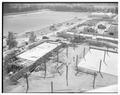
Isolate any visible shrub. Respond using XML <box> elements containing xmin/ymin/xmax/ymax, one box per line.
<box><xmin>98</xmin><ymin>24</ymin><xmax>106</xmax><ymax>29</ymax></box>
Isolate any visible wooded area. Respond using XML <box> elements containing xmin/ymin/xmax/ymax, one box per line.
<box><xmin>3</xmin><ymin>3</ymin><xmax>118</xmax><ymax>15</ymax></box>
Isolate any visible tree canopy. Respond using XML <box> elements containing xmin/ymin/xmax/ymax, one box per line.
<box><xmin>98</xmin><ymin>24</ymin><xmax>106</xmax><ymax>29</ymax></box>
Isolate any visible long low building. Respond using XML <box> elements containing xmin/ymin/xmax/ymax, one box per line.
<box><xmin>10</xmin><ymin>42</ymin><xmax>65</xmax><ymax>81</ymax></box>
<box><xmin>62</xmin><ymin>31</ymin><xmax>118</xmax><ymax>41</ymax></box>
<box><xmin>18</xmin><ymin>42</ymin><xmax>61</xmax><ymax>62</ymax></box>
<box><xmin>78</xmin><ymin>48</ymin><xmax>118</xmax><ymax>76</ymax></box>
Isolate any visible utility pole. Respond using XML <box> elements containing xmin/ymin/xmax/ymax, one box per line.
<box><xmin>76</xmin><ymin>55</ymin><xmax>79</xmax><ymax>68</ymax></box>
<box><xmin>106</xmin><ymin>47</ymin><xmax>109</xmax><ymax>56</ymax></box>
<box><xmin>66</xmin><ymin>65</ymin><xmax>68</xmax><ymax>86</ymax></box>
<box><xmin>83</xmin><ymin>47</ymin><xmax>86</xmax><ymax>61</ymax></box>
<box><xmin>44</xmin><ymin>60</ymin><xmax>46</xmax><ymax>79</ymax></box>
<box><xmin>57</xmin><ymin>50</ymin><xmax>59</xmax><ymax>62</ymax></box>
<box><xmin>103</xmin><ymin>51</ymin><xmax>107</xmax><ymax>65</ymax></box>
<box><xmin>51</xmin><ymin>81</ymin><xmax>53</xmax><ymax>93</ymax></box>
<box><xmin>73</xmin><ymin>29</ymin><xmax>76</xmax><ymax>51</ymax></box>
<box><xmin>99</xmin><ymin>60</ymin><xmax>103</xmax><ymax>78</ymax></box>
<box><xmin>24</xmin><ymin>72</ymin><xmax>30</xmax><ymax>93</ymax></box>
<box><xmin>93</xmin><ymin>72</ymin><xmax>97</xmax><ymax>89</ymax></box>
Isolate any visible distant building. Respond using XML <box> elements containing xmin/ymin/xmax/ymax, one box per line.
<box><xmin>95</xmin><ymin>21</ymin><xmax>110</xmax><ymax>34</ymax></box>
<box><xmin>90</xmin><ymin>12</ymin><xmax>114</xmax><ymax>18</ymax></box>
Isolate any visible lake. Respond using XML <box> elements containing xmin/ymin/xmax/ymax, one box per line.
<box><xmin>3</xmin><ymin>10</ymin><xmax>90</xmax><ymax>36</ymax></box>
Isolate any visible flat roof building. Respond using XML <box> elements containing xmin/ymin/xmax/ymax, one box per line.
<box><xmin>17</xmin><ymin>42</ymin><xmax>61</xmax><ymax>62</ymax></box>
<box><xmin>10</xmin><ymin>42</ymin><xmax>63</xmax><ymax>81</ymax></box>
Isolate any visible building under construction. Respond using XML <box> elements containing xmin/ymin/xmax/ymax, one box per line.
<box><xmin>9</xmin><ymin>41</ymin><xmax>66</xmax><ymax>82</ymax></box>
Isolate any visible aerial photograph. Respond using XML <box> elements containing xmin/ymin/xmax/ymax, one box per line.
<box><xmin>2</xmin><ymin>2</ymin><xmax>118</xmax><ymax>93</ymax></box>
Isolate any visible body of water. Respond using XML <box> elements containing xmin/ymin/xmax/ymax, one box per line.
<box><xmin>3</xmin><ymin>10</ymin><xmax>90</xmax><ymax>36</ymax></box>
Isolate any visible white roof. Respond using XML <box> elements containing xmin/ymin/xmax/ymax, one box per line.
<box><xmin>78</xmin><ymin>49</ymin><xmax>118</xmax><ymax>76</ymax></box>
<box><xmin>18</xmin><ymin>42</ymin><xmax>61</xmax><ymax>61</ymax></box>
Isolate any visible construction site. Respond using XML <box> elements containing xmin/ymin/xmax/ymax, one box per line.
<box><xmin>2</xmin><ymin>3</ymin><xmax>118</xmax><ymax>93</ymax></box>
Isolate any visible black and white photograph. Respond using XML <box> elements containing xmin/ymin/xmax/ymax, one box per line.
<box><xmin>2</xmin><ymin>1</ymin><xmax>118</xmax><ymax>93</ymax></box>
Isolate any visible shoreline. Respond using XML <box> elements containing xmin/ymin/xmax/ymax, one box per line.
<box><xmin>3</xmin><ymin>9</ymin><xmax>91</xmax><ymax>17</ymax></box>
<box><xmin>3</xmin><ymin>9</ymin><xmax>51</xmax><ymax>17</ymax></box>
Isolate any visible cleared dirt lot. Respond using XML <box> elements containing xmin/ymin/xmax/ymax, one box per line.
<box><xmin>4</xmin><ymin>44</ymin><xmax>117</xmax><ymax>92</ymax></box>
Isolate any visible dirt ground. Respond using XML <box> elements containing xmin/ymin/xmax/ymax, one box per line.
<box><xmin>4</xmin><ymin>43</ymin><xmax>117</xmax><ymax>93</ymax></box>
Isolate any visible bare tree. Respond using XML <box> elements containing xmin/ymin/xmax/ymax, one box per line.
<box><xmin>29</xmin><ymin>31</ymin><xmax>36</xmax><ymax>43</ymax></box>
<box><xmin>7</xmin><ymin>32</ymin><xmax>18</xmax><ymax>49</ymax></box>
<box><xmin>3</xmin><ymin>49</ymin><xmax>17</xmax><ymax>76</ymax></box>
